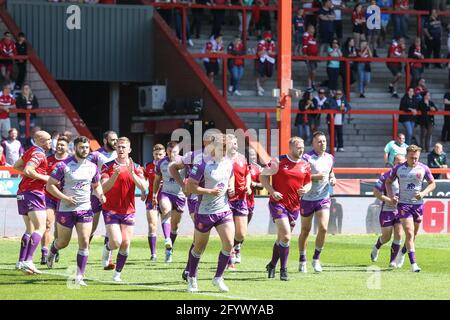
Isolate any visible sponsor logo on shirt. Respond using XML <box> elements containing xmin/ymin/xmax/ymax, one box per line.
<box><xmin>407</xmin><ymin>183</ymin><xmax>415</xmax><ymax>190</ymax></box>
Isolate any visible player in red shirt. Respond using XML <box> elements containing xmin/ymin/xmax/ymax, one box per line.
<box><xmin>260</xmin><ymin>137</ymin><xmax>312</xmax><ymax>281</ymax></box>
<box><xmin>40</xmin><ymin>135</ymin><xmax>70</xmax><ymax>265</ymax></box>
<box><xmin>226</xmin><ymin>134</ymin><xmax>251</xmax><ymax>269</ymax></box>
<box><xmin>387</xmin><ymin>37</ymin><xmax>406</xmax><ymax>98</ymax></box>
<box><xmin>0</xmin><ymin>31</ymin><xmax>17</xmax><ymax>83</ymax></box>
<box><xmin>0</xmin><ymin>84</ymin><xmax>16</xmax><ymax>140</ymax></box>
<box><xmin>302</xmin><ymin>24</ymin><xmax>319</xmax><ymax>91</ymax></box>
<box><xmin>100</xmin><ymin>137</ymin><xmax>147</xmax><ymax>282</ymax></box>
<box><xmin>247</xmin><ymin>147</ymin><xmax>263</xmax><ymax>224</ymax></box>
<box><xmin>14</xmin><ymin>130</ymin><xmax>52</xmax><ymax>274</ymax></box>
<box><xmin>142</xmin><ymin>143</ymin><xmax>166</xmax><ymax>262</ymax></box>
<box><xmin>256</xmin><ymin>31</ymin><xmax>276</xmax><ymax>96</ymax></box>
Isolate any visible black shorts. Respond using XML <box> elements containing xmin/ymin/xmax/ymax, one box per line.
<box><xmin>387</xmin><ymin>63</ymin><xmax>402</xmax><ymax>76</ymax></box>
<box><xmin>204</xmin><ymin>61</ymin><xmax>219</xmax><ymax>76</ymax></box>
<box><xmin>353</xmin><ymin>25</ymin><xmax>364</xmax><ymax>34</ymax></box>
<box><xmin>257</xmin><ymin>61</ymin><xmax>274</xmax><ymax>78</ymax></box>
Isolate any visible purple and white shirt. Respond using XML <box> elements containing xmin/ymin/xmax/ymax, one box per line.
<box><xmin>2</xmin><ymin>139</ymin><xmax>23</xmax><ymax>166</ymax></box>
<box><xmin>51</xmin><ymin>156</ymin><xmax>100</xmax><ymax>212</ymax></box>
<box><xmin>189</xmin><ymin>156</ymin><xmax>233</xmax><ymax>215</ymax></box>
<box><xmin>97</xmin><ymin>147</ymin><xmax>117</xmax><ymax>169</ymax></box>
<box><xmin>389</xmin><ymin>162</ymin><xmax>434</xmax><ymax>205</ymax></box>
<box><xmin>156</xmin><ymin>156</ymin><xmax>186</xmax><ymax>197</ymax></box>
<box><xmin>302</xmin><ymin>150</ymin><xmax>334</xmax><ymax>201</ymax></box>
<box><xmin>374</xmin><ymin>170</ymin><xmax>399</xmax><ymax>212</ymax></box>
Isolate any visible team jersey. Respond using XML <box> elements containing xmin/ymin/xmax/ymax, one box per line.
<box><xmin>302</xmin><ymin>150</ymin><xmax>334</xmax><ymax>201</ymax></box>
<box><xmin>388</xmin><ymin>162</ymin><xmax>434</xmax><ymax>205</ymax></box>
<box><xmin>229</xmin><ymin>153</ymin><xmax>250</xmax><ymax>202</ymax></box>
<box><xmin>374</xmin><ymin>171</ymin><xmax>400</xmax><ymax>212</ymax></box>
<box><xmin>0</xmin><ymin>39</ymin><xmax>17</xmax><ymax>58</ymax></box>
<box><xmin>144</xmin><ymin>161</ymin><xmax>158</xmax><ymax>203</ymax></box>
<box><xmin>256</xmin><ymin>40</ymin><xmax>276</xmax><ymax>59</ymax></box>
<box><xmin>50</xmin><ymin>156</ymin><xmax>100</xmax><ymax>212</ymax></box>
<box><xmin>387</xmin><ymin>40</ymin><xmax>403</xmax><ymax>67</ymax></box>
<box><xmin>1</xmin><ymin>139</ymin><xmax>23</xmax><ymax>166</ymax></box>
<box><xmin>189</xmin><ymin>156</ymin><xmax>233</xmax><ymax>215</ymax></box>
<box><xmin>293</xmin><ymin>15</ymin><xmax>305</xmax><ymax>32</ymax></box>
<box><xmin>101</xmin><ymin>160</ymin><xmax>144</xmax><ymax>214</ymax></box>
<box><xmin>155</xmin><ymin>156</ymin><xmax>186</xmax><ymax>197</ymax></box>
<box><xmin>96</xmin><ymin>147</ymin><xmax>117</xmax><ymax>169</ymax></box>
<box><xmin>17</xmin><ymin>146</ymin><xmax>48</xmax><ymax>194</ymax></box>
<box><xmin>45</xmin><ymin>154</ymin><xmax>69</xmax><ymax>201</ymax></box>
<box><xmin>247</xmin><ymin>163</ymin><xmax>262</xmax><ymax>209</ymax></box>
<box><xmin>87</xmin><ymin>150</ymin><xmax>108</xmax><ymax>170</ymax></box>
<box><xmin>269</xmin><ymin>155</ymin><xmax>312</xmax><ymax>212</ymax></box>
<box><xmin>302</xmin><ymin>32</ymin><xmax>318</xmax><ymax>56</ymax></box>
<box><xmin>203</xmin><ymin>40</ymin><xmax>224</xmax><ymax>63</ymax></box>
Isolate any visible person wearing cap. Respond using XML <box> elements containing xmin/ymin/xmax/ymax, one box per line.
<box><xmin>255</xmin><ymin>31</ymin><xmax>276</xmax><ymax>96</ymax></box>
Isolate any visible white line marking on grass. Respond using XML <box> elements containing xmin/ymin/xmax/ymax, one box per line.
<box><xmin>0</xmin><ymin>265</ymin><xmax>254</xmax><ymax>300</ymax></box>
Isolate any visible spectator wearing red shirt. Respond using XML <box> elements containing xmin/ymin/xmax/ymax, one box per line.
<box><xmin>393</xmin><ymin>0</ymin><xmax>409</xmax><ymax>39</ymax></box>
<box><xmin>352</xmin><ymin>3</ymin><xmax>366</xmax><ymax>49</ymax></box>
<box><xmin>387</xmin><ymin>37</ymin><xmax>406</xmax><ymax>98</ymax></box>
<box><xmin>256</xmin><ymin>31</ymin><xmax>276</xmax><ymax>96</ymax></box>
<box><xmin>408</xmin><ymin>37</ymin><xmax>425</xmax><ymax>87</ymax></box>
<box><xmin>202</xmin><ymin>34</ymin><xmax>224</xmax><ymax>82</ymax></box>
<box><xmin>302</xmin><ymin>24</ymin><xmax>319</xmax><ymax>91</ymax></box>
<box><xmin>0</xmin><ymin>84</ymin><xmax>16</xmax><ymax>140</ymax></box>
<box><xmin>227</xmin><ymin>36</ymin><xmax>246</xmax><ymax>96</ymax></box>
<box><xmin>0</xmin><ymin>144</ymin><xmax>6</xmax><ymax>165</ymax></box>
<box><xmin>0</xmin><ymin>32</ymin><xmax>17</xmax><ymax>83</ymax></box>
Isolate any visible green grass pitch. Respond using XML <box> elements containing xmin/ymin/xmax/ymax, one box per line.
<box><xmin>1</xmin><ymin>235</ymin><xmax>449</xmax><ymax>300</ymax></box>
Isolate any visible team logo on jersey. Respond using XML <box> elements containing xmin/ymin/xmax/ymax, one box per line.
<box><xmin>416</xmin><ymin>173</ymin><xmax>422</xmax><ymax>179</ymax></box>
<box><xmin>283</xmin><ymin>165</ymin><xmax>289</xmax><ymax>170</ymax></box>
<box><xmin>406</xmin><ymin>183</ymin><xmax>415</xmax><ymax>190</ymax></box>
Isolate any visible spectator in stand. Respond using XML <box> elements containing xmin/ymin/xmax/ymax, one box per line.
<box><xmin>15</xmin><ymin>32</ymin><xmax>27</xmax><ymax>91</ymax></box>
<box><xmin>255</xmin><ymin>0</ymin><xmax>271</xmax><ymax>41</ymax></box>
<box><xmin>399</xmin><ymin>87</ymin><xmax>418</xmax><ymax>145</ymax></box>
<box><xmin>295</xmin><ymin>90</ymin><xmax>316</xmax><ymax>144</ymax></box>
<box><xmin>303</xmin><ymin>0</ymin><xmax>318</xmax><ymax>29</ymax></box>
<box><xmin>227</xmin><ymin>35</ymin><xmax>245</xmax><ymax>96</ymax></box>
<box><xmin>331</xmin><ymin>0</ymin><xmax>345</xmax><ymax>42</ymax></box>
<box><xmin>417</xmin><ymin>91</ymin><xmax>438</xmax><ymax>152</ymax></box>
<box><xmin>365</xmin><ymin>0</ymin><xmax>381</xmax><ymax>57</ymax></box>
<box><xmin>202</xmin><ymin>34</ymin><xmax>224</xmax><ymax>82</ymax></box>
<box><xmin>63</xmin><ymin>130</ymin><xmax>75</xmax><ymax>154</ymax></box>
<box><xmin>15</xmin><ymin>84</ymin><xmax>38</xmax><ymax>145</ymax></box>
<box><xmin>191</xmin><ymin>0</ymin><xmax>210</xmax><ymax>40</ymax></box>
<box><xmin>447</xmin><ymin>23</ymin><xmax>450</xmax><ymax>88</ymax></box>
<box><xmin>0</xmin><ymin>32</ymin><xmax>17</xmax><ymax>84</ymax></box>
<box><xmin>25</xmin><ymin>126</ymin><xmax>40</xmax><ymax>150</ymax></box>
<box><xmin>0</xmin><ymin>84</ymin><xmax>15</xmax><ymax>140</ymax></box>
<box><xmin>323</xmin><ymin>89</ymin><xmax>351</xmax><ymax>152</ymax></box>
<box><xmin>238</xmin><ymin>0</ymin><xmax>253</xmax><ymax>39</ymax></box>
<box><xmin>408</xmin><ymin>37</ymin><xmax>425</xmax><ymax>87</ymax></box>
<box><xmin>377</xmin><ymin>0</ymin><xmax>393</xmax><ymax>48</ymax></box>
<box><xmin>393</xmin><ymin>0</ymin><xmax>409</xmax><ymax>40</ymax></box>
<box><xmin>424</xmin><ymin>9</ymin><xmax>443</xmax><ymax>69</ymax></box>
<box><xmin>50</xmin><ymin>130</ymin><xmax>60</xmax><ymax>154</ymax></box>
<box><xmin>255</xmin><ymin>31</ymin><xmax>276</xmax><ymax>96</ymax></box>
<box><xmin>386</xmin><ymin>37</ymin><xmax>406</xmax><ymax>98</ymax></box>
<box><xmin>312</xmin><ymin>88</ymin><xmax>327</xmax><ymax>130</ymax></box>
<box><xmin>352</xmin><ymin>3</ymin><xmax>366</xmax><ymax>49</ymax></box>
<box><xmin>341</xmin><ymin>37</ymin><xmax>357</xmax><ymax>92</ymax></box>
<box><xmin>383</xmin><ymin>133</ymin><xmax>407</xmax><ymax>167</ymax></box>
<box><xmin>302</xmin><ymin>24</ymin><xmax>319</xmax><ymax>91</ymax></box>
<box><xmin>318</xmin><ymin>0</ymin><xmax>335</xmax><ymax>56</ymax></box>
<box><xmin>211</xmin><ymin>0</ymin><xmax>230</xmax><ymax>38</ymax></box>
<box><xmin>427</xmin><ymin>142</ymin><xmax>447</xmax><ymax>179</ymax></box>
<box><xmin>1</xmin><ymin>128</ymin><xmax>23</xmax><ymax>166</ymax></box>
<box><xmin>175</xmin><ymin>0</ymin><xmax>194</xmax><ymax>47</ymax></box>
<box><xmin>357</xmin><ymin>40</ymin><xmax>372</xmax><ymax>98</ymax></box>
<box><xmin>293</xmin><ymin>8</ymin><xmax>305</xmax><ymax>55</ymax></box>
<box><xmin>326</xmin><ymin>38</ymin><xmax>342</xmax><ymax>96</ymax></box>
<box><xmin>442</xmin><ymin>91</ymin><xmax>450</xmax><ymax>142</ymax></box>
<box><xmin>414</xmin><ymin>77</ymin><xmax>428</xmax><ymax>101</ymax></box>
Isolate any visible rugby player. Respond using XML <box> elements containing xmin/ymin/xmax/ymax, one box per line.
<box><xmin>247</xmin><ymin>147</ymin><xmax>263</xmax><ymax>224</ymax></box>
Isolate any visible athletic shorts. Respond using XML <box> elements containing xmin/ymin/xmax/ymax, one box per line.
<box><xmin>379</xmin><ymin>210</ymin><xmax>401</xmax><ymax>228</ymax></box>
<box><xmin>45</xmin><ymin>196</ymin><xmax>58</xmax><ymax>211</ymax></box>
<box><xmin>269</xmin><ymin>202</ymin><xmax>299</xmax><ymax>228</ymax></box>
<box><xmin>306</xmin><ymin>61</ymin><xmax>318</xmax><ymax>72</ymax></box>
<box><xmin>397</xmin><ymin>203</ymin><xmax>424</xmax><ymax>223</ymax></box>
<box><xmin>90</xmin><ymin>195</ymin><xmax>102</xmax><ymax>213</ymax></box>
<box><xmin>187</xmin><ymin>197</ymin><xmax>199</xmax><ymax>214</ymax></box>
<box><xmin>257</xmin><ymin>60</ymin><xmax>274</xmax><ymax>78</ymax></box>
<box><xmin>204</xmin><ymin>61</ymin><xmax>219</xmax><ymax>75</ymax></box>
<box><xmin>17</xmin><ymin>191</ymin><xmax>46</xmax><ymax>216</ymax></box>
<box><xmin>387</xmin><ymin>63</ymin><xmax>402</xmax><ymax>76</ymax></box>
<box><xmin>158</xmin><ymin>192</ymin><xmax>186</xmax><ymax>213</ymax></box>
<box><xmin>229</xmin><ymin>199</ymin><xmax>249</xmax><ymax>217</ymax></box>
<box><xmin>103</xmin><ymin>211</ymin><xmax>136</xmax><ymax>226</ymax></box>
<box><xmin>194</xmin><ymin>211</ymin><xmax>233</xmax><ymax>233</ymax></box>
<box><xmin>300</xmin><ymin>198</ymin><xmax>331</xmax><ymax>217</ymax></box>
<box><xmin>56</xmin><ymin>210</ymin><xmax>94</xmax><ymax>229</ymax></box>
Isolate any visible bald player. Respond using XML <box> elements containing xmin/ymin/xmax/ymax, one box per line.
<box><xmin>14</xmin><ymin>130</ymin><xmax>52</xmax><ymax>274</ymax></box>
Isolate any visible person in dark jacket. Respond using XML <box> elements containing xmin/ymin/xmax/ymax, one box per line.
<box><xmin>427</xmin><ymin>142</ymin><xmax>447</xmax><ymax>179</ymax></box>
<box><xmin>295</xmin><ymin>91</ymin><xmax>317</xmax><ymax>144</ymax></box>
<box><xmin>399</xmin><ymin>87</ymin><xmax>418</xmax><ymax>145</ymax></box>
<box><xmin>15</xmin><ymin>84</ymin><xmax>38</xmax><ymax>145</ymax></box>
<box><xmin>441</xmin><ymin>92</ymin><xmax>450</xmax><ymax>141</ymax></box>
<box><xmin>15</xmin><ymin>32</ymin><xmax>27</xmax><ymax>90</ymax></box>
<box><xmin>323</xmin><ymin>89</ymin><xmax>351</xmax><ymax>151</ymax></box>
<box><xmin>408</xmin><ymin>37</ymin><xmax>426</xmax><ymax>87</ymax></box>
<box><xmin>417</xmin><ymin>91</ymin><xmax>438</xmax><ymax>152</ymax></box>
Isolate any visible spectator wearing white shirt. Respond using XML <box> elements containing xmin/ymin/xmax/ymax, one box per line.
<box><xmin>1</xmin><ymin>128</ymin><xmax>23</xmax><ymax>166</ymax></box>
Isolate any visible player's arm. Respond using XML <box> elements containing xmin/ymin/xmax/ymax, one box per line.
<box><xmin>329</xmin><ymin>169</ymin><xmax>336</xmax><ymax>186</ymax></box>
<box><xmin>417</xmin><ymin>179</ymin><xmax>436</xmax><ymax>200</ymax></box>
<box><xmin>92</xmin><ymin>182</ymin><xmax>106</xmax><ymax>205</ymax></box>
<box><xmin>186</xmin><ymin>177</ymin><xmax>221</xmax><ymax>196</ymax></box>
<box><xmin>169</xmin><ymin>160</ymin><xmax>186</xmax><ymax>189</ymax></box>
<box><xmin>228</xmin><ymin>174</ymin><xmax>236</xmax><ymax>198</ymax></box>
<box><xmin>260</xmin><ymin>174</ymin><xmax>283</xmax><ymax>201</ymax></box>
<box><xmin>101</xmin><ymin>165</ymin><xmax>120</xmax><ymax>193</ymax></box>
<box><xmin>245</xmin><ymin>172</ymin><xmax>252</xmax><ymax>195</ymax></box>
<box><xmin>13</xmin><ymin>158</ymin><xmax>25</xmax><ymax>172</ymax></box>
<box><xmin>373</xmin><ymin>188</ymin><xmax>395</xmax><ymax>206</ymax></box>
<box><xmin>129</xmin><ymin>165</ymin><xmax>148</xmax><ymax>192</ymax></box>
<box><xmin>384</xmin><ymin>176</ymin><xmax>395</xmax><ymax>199</ymax></box>
<box><xmin>46</xmin><ymin>177</ymin><xmax>76</xmax><ymax>206</ymax></box>
<box><xmin>23</xmin><ymin>162</ymin><xmax>49</xmax><ymax>182</ymax></box>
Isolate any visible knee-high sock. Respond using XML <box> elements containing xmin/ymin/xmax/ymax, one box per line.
<box><xmin>408</xmin><ymin>250</ymin><xmax>417</xmax><ymax>264</ymax></box>
<box><xmin>299</xmin><ymin>250</ymin><xmax>307</xmax><ymax>263</ymax></box>
<box><xmin>270</xmin><ymin>241</ymin><xmax>280</xmax><ymax>266</ymax></box>
<box><xmin>233</xmin><ymin>239</ymin><xmax>243</xmax><ymax>255</ymax></box>
<box><xmin>185</xmin><ymin>242</ymin><xmax>195</xmax><ymax>272</ymax></box>
<box><xmin>390</xmin><ymin>240</ymin><xmax>401</xmax><ymax>263</ymax></box>
<box><xmin>116</xmin><ymin>249</ymin><xmax>129</xmax><ymax>273</ymax></box>
<box><xmin>19</xmin><ymin>233</ymin><xmax>31</xmax><ymax>262</ymax></box>
<box><xmin>401</xmin><ymin>245</ymin><xmax>407</xmax><ymax>255</ymax></box>
<box><xmin>187</xmin><ymin>249</ymin><xmax>201</xmax><ymax>278</ymax></box>
<box><xmin>170</xmin><ymin>232</ymin><xmax>178</xmax><ymax>246</ymax></box>
<box><xmin>215</xmin><ymin>250</ymin><xmax>231</xmax><ymax>278</ymax></box>
<box><xmin>148</xmin><ymin>235</ymin><xmax>157</xmax><ymax>255</ymax></box>
<box><xmin>77</xmin><ymin>249</ymin><xmax>89</xmax><ymax>276</ymax></box>
<box><xmin>313</xmin><ymin>247</ymin><xmax>323</xmax><ymax>260</ymax></box>
<box><xmin>279</xmin><ymin>241</ymin><xmax>290</xmax><ymax>270</ymax></box>
<box><xmin>374</xmin><ymin>237</ymin><xmax>384</xmax><ymax>250</ymax></box>
<box><xmin>25</xmin><ymin>232</ymin><xmax>42</xmax><ymax>262</ymax></box>
<box><xmin>162</xmin><ymin>222</ymin><xmax>171</xmax><ymax>240</ymax></box>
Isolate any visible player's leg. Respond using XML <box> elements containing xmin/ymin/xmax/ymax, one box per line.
<box><xmin>298</xmin><ymin>214</ymin><xmax>313</xmax><ymax>273</ymax></box>
<box><xmin>146</xmin><ymin>208</ymin><xmax>158</xmax><ymax>261</ymax></box>
<box><xmin>17</xmin><ymin>215</ymin><xmax>33</xmax><ymax>270</ymax></box>
<box><xmin>74</xmin><ymin>218</ymin><xmax>93</xmax><ymax>286</ymax></box>
<box><xmin>401</xmin><ymin>217</ymin><xmax>420</xmax><ymax>272</ymax></box>
<box><xmin>186</xmin><ymin>228</ymin><xmax>211</xmax><ymax>292</ymax></box>
<box><xmin>41</xmin><ymin>208</ymin><xmax>55</xmax><ymax>265</ymax></box>
<box><xmin>182</xmin><ymin>211</ymin><xmax>197</xmax><ymax>281</ymax></box>
<box><xmin>170</xmin><ymin>209</ymin><xmax>182</xmax><ymax>247</ymax></box>
<box><xmin>103</xmin><ymin>222</ymin><xmax>122</xmax><ymax>270</ymax></box>
<box><xmin>232</xmin><ymin>215</ymin><xmax>248</xmax><ymax>265</ymax></box>
<box><xmin>47</xmin><ymin>216</ymin><xmax>73</xmax><ymax>269</ymax></box>
<box><xmin>113</xmin><ymin>223</ymin><xmax>134</xmax><ymax>282</ymax></box>
<box><xmin>89</xmin><ymin>210</ymin><xmax>101</xmax><ymax>243</ymax></box>
<box><xmin>159</xmin><ymin>195</ymin><xmax>173</xmax><ymax>250</ymax></box>
<box><xmin>275</xmin><ymin>217</ymin><xmax>292</xmax><ymax>281</ymax></box>
<box><xmin>213</xmin><ymin>220</ymin><xmax>235</xmax><ymax>291</ymax></box>
<box><xmin>389</xmin><ymin>221</ymin><xmax>403</xmax><ymax>267</ymax></box>
<box><xmin>22</xmin><ymin>210</ymin><xmax>47</xmax><ymax>274</ymax></box>
<box><xmin>313</xmin><ymin>208</ymin><xmax>330</xmax><ymax>273</ymax></box>
<box><xmin>371</xmin><ymin>226</ymin><xmax>392</xmax><ymax>262</ymax></box>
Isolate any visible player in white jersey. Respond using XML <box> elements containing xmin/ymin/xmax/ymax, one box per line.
<box><xmin>46</xmin><ymin>136</ymin><xmax>106</xmax><ymax>286</ymax></box>
<box><xmin>298</xmin><ymin>131</ymin><xmax>336</xmax><ymax>273</ymax></box>
<box><xmin>385</xmin><ymin>145</ymin><xmax>436</xmax><ymax>272</ymax></box>
<box><xmin>185</xmin><ymin>134</ymin><xmax>235</xmax><ymax>292</ymax></box>
<box><xmin>153</xmin><ymin>141</ymin><xmax>187</xmax><ymax>263</ymax></box>
<box><xmin>371</xmin><ymin>154</ymin><xmax>405</xmax><ymax>268</ymax></box>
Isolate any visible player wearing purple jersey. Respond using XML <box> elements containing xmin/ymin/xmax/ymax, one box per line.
<box><xmin>153</xmin><ymin>141</ymin><xmax>187</xmax><ymax>263</ymax></box>
<box><xmin>371</xmin><ymin>154</ymin><xmax>405</xmax><ymax>268</ymax></box>
<box><xmin>386</xmin><ymin>145</ymin><xmax>436</xmax><ymax>272</ymax></box>
<box><xmin>168</xmin><ymin>130</ymin><xmax>216</xmax><ymax>280</ymax></box>
<box><xmin>298</xmin><ymin>132</ymin><xmax>336</xmax><ymax>273</ymax></box>
<box><xmin>46</xmin><ymin>137</ymin><xmax>106</xmax><ymax>286</ymax></box>
<box><xmin>185</xmin><ymin>134</ymin><xmax>236</xmax><ymax>292</ymax></box>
